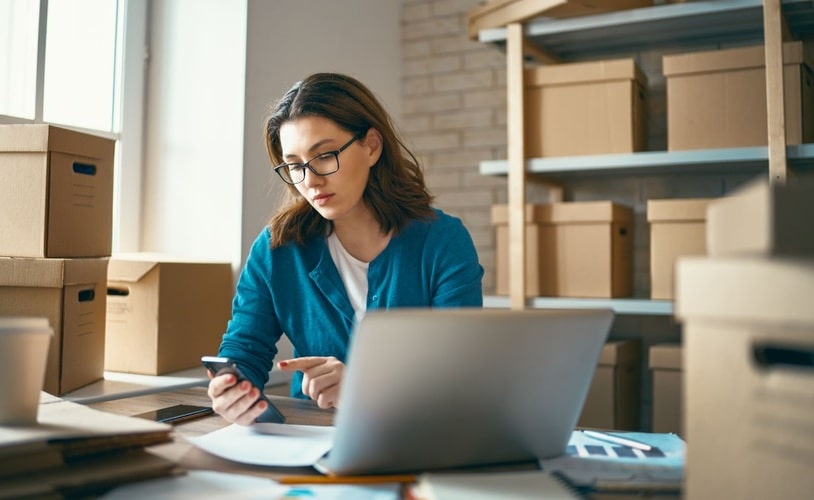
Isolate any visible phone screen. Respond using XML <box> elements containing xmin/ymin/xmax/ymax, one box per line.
<box><xmin>201</xmin><ymin>355</ymin><xmax>286</xmax><ymax>423</ymax></box>
<box><xmin>134</xmin><ymin>404</ymin><xmax>213</xmax><ymax>424</ymax></box>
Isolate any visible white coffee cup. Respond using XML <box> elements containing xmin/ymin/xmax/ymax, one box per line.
<box><xmin>0</xmin><ymin>317</ymin><xmax>53</xmax><ymax>425</ymax></box>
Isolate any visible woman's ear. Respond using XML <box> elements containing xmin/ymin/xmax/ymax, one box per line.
<box><xmin>362</xmin><ymin>128</ymin><xmax>383</xmax><ymax>167</ymax></box>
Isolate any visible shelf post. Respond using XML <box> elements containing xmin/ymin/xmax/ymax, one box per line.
<box><xmin>762</xmin><ymin>0</ymin><xmax>788</xmax><ymax>185</ymax></box>
<box><xmin>507</xmin><ymin>22</ymin><xmax>527</xmax><ymax>310</ymax></box>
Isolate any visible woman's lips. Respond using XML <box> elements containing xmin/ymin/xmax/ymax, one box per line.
<box><xmin>313</xmin><ymin>193</ymin><xmax>333</xmax><ymax>206</ymax></box>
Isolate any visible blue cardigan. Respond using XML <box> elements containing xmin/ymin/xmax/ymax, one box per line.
<box><xmin>218</xmin><ymin>209</ymin><xmax>484</xmax><ymax>398</ymax></box>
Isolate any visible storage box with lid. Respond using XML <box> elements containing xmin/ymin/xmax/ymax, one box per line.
<box><xmin>647</xmin><ymin>198</ymin><xmax>714</xmax><ymax>300</ymax></box>
<box><xmin>0</xmin><ymin>124</ymin><xmax>115</xmax><ymax>258</ymax></box>
<box><xmin>524</xmin><ymin>58</ymin><xmax>647</xmax><ymax>158</ymax></box>
<box><xmin>675</xmin><ymin>256</ymin><xmax>814</xmax><ymax>500</ymax></box>
<box><xmin>492</xmin><ymin>201</ymin><xmax>633</xmax><ymax>298</ymax></box>
<box><xmin>649</xmin><ymin>343</ymin><xmax>683</xmax><ymax>435</ymax></box>
<box><xmin>664</xmin><ymin>41</ymin><xmax>814</xmax><ymax>150</ymax></box>
<box><xmin>707</xmin><ymin>178</ymin><xmax>814</xmax><ymax>257</ymax></box>
<box><xmin>105</xmin><ymin>254</ymin><xmax>234</xmax><ymax>375</ymax></box>
<box><xmin>0</xmin><ymin>257</ymin><xmax>108</xmax><ymax>395</ymax></box>
<box><xmin>578</xmin><ymin>339</ymin><xmax>641</xmax><ymax>431</ymax></box>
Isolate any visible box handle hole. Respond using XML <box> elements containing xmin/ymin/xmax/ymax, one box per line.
<box><xmin>73</xmin><ymin>162</ymin><xmax>97</xmax><ymax>176</ymax></box>
<box><xmin>107</xmin><ymin>287</ymin><xmax>130</xmax><ymax>297</ymax></box>
<box><xmin>77</xmin><ymin>289</ymin><xmax>96</xmax><ymax>302</ymax></box>
<box><xmin>753</xmin><ymin>343</ymin><xmax>814</xmax><ymax>371</ymax></box>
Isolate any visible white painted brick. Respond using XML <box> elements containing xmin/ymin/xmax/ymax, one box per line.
<box><xmin>398</xmin><ymin>115</ymin><xmax>432</xmax><ymax>134</ymax></box>
<box><xmin>433</xmin><ymin>0</ymin><xmax>483</xmax><ymax>17</ymax></box>
<box><xmin>463</xmin><ymin>128</ymin><xmax>506</xmax><ymax>148</ymax></box>
<box><xmin>433</xmin><ymin>109</ymin><xmax>492</xmax><ymax>130</ymax></box>
<box><xmin>463</xmin><ymin>88</ymin><xmax>505</xmax><ymax>109</ymax></box>
<box><xmin>431</xmin><ymin>148</ymin><xmax>495</xmax><ymax>169</ymax></box>
<box><xmin>402</xmin><ymin>2</ymin><xmax>433</xmax><ymax>22</ymax></box>
<box><xmin>403</xmin><ymin>76</ymin><xmax>432</xmax><ymax>96</ymax></box>
<box><xmin>433</xmin><ymin>69</ymin><xmax>493</xmax><ymax>92</ymax></box>
<box><xmin>403</xmin><ymin>93</ymin><xmax>461</xmax><ymax>114</ymax></box>
<box><xmin>425</xmin><ymin>170</ymin><xmax>463</xmax><ymax>190</ymax></box>
<box><xmin>434</xmin><ymin>188</ymin><xmax>493</xmax><ymax>209</ymax></box>
<box><xmin>464</xmin><ymin>50</ymin><xmax>505</xmax><ymax>70</ymax></box>
<box><xmin>411</xmin><ymin>131</ymin><xmax>460</xmax><ymax>151</ymax></box>
<box><xmin>403</xmin><ymin>40</ymin><xmax>432</xmax><ymax>59</ymax></box>
<box><xmin>431</xmin><ymin>35</ymin><xmax>483</xmax><ymax>56</ymax></box>
<box><xmin>403</xmin><ymin>16</ymin><xmax>461</xmax><ymax>40</ymax></box>
<box><xmin>404</xmin><ymin>55</ymin><xmax>462</xmax><ymax>76</ymax></box>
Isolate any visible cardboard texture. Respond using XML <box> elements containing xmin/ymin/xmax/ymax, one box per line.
<box><xmin>675</xmin><ymin>256</ymin><xmax>814</xmax><ymax>500</ymax></box>
<box><xmin>466</xmin><ymin>0</ymin><xmax>653</xmax><ymax>39</ymax></box>
<box><xmin>648</xmin><ymin>343</ymin><xmax>683</xmax><ymax>436</ymax></box>
<box><xmin>0</xmin><ymin>257</ymin><xmax>108</xmax><ymax>395</ymax></box>
<box><xmin>525</xmin><ymin>58</ymin><xmax>647</xmax><ymax>157</ymax></box>
<box><xmin>707</xmin><ymin>178</ymin><xmax>814</xmax><ymax>257</ymax></box>
<box><xmin>493</xmin><ymin>202</ymin><xmax>633</xmax><ymax>298</ymax></box>
<box><xmin>664</xmin><ymin>41</ymin><xmax>814</xmax><ymax>150</ymax></box>
<box><xmin>105</xmin><ymin>255</ymin><xmax>233</xmax><ymax>375</ymax></box>
<box><xmin>647</xmin><ymin>198</ymin><xmax>714</xmax><ymax>299</ymax></box>
<box><xmin>578</xmin><ymin>339</ymin><xmax>642</xmax><ymax>431</ymax></box>
<box><xmin>0</xmin><ymin>124</ymin><xmax>115</xmax><ymax>258</ymax></box>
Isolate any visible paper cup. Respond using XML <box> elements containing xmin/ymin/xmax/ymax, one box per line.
<box><xmin>0</xmin><ymin>317</ymin><xmax>53</xmax><ymax>425</ymax></box>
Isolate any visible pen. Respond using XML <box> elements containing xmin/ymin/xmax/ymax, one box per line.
<box><xmin>582</xmin><ymin>430</ymin><xmax>653</xmax><ymax>451</ymax></box>
<box><xmin>278</xmin><ymin>474</ymin><xmax>416</xmax><ymax>485</ymax></box>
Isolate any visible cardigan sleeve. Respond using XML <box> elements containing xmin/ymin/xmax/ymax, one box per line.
<box><xmin>427</xmin><ymin>213</ymin><xmax>484</xmax><ymax>307</ymax></box>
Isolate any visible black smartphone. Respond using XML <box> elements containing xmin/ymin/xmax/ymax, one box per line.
<box><xmin>201</xmin><ymin>355</ymin><xmax>286</xmax><ymax>423</ymax></box>
<box><xmin>133</xmin><ymin>404</ymin><xmax>214</xmax><ymax>424</ymax></box>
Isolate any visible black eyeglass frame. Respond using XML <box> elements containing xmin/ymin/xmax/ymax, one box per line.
<box><xmin>273</xmin><ymin>131</ymin><xmax>366</xmax><ymax>185</ymax></box>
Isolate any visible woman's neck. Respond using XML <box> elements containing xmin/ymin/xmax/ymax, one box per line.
<box><xmin>332</xmin><ymin>209</ymin><xmax>392</xmax><ymax>263</ymax></box>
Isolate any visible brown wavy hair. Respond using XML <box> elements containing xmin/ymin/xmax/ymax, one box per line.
<box><xmin>264</xmin><ymin>73</ymin><xmax>435</xmax><ymax>248</ymax></box>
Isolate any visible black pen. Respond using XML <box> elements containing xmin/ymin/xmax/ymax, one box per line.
<box><xmin>582</xmin><ymin>430</ymin><xmax>653</xmax><ymax>451</ymax></box>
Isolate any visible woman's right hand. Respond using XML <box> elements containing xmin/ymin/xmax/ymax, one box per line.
<box><xmin>206</xmin><ymin>371</ymin><xmax>269</xmax><ymax>426</ymax></box>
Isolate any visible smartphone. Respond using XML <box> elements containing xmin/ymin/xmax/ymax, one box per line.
<box><xmin>133</xmin><ymin>404</ymin><xmax>214</xmax><ymax>424</ymax></box>
<box><xmin>201</xmin><ymin>355</ymin><xmax>286</xmax><ymax>423</ymax></box>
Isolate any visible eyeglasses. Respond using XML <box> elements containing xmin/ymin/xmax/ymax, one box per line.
<box><xmin>274</xmin><ymin>132</ymin><xmax>364</xmax><ymax>185</ymax></box>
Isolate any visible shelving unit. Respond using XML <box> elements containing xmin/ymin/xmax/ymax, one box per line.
<box><xmin>477</xmin><ymin>0</ymin><xmax>814</xmax><ymax>312</ymax></box>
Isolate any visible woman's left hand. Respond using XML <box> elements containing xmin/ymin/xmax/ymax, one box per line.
<box><xmin>277</xmin><ymin>356</ymin><xmax>344</xmax><ymax>409</ymax></box>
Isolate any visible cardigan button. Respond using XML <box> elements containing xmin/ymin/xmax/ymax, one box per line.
<box><xmin>371</xmin><ymin>294</ymin><xmax>378</xmax><ymax>302</ymax></box>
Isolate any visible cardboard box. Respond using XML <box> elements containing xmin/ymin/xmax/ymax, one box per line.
<box><xmin>525</xmin><ymin>58</ymin><xmax>647</xmax><ymax>157</ymax></box>
<box><xmin>105</xmin><ymin>255</ymin><xmax>233</xmax><ymax>375</ymax></box>
<box><xmin>664</xmin><ymin>41</ymin><xmax>814</xmax><ymax>150</ymax></box>
<box><xmin>707</xmin><ymin>178</ymin><xmax>814</xmax><ymax>257</ymax></box>
<box><xmin>0</xmin><ymin>124</ymin><xmax>115</xmax><ymax>257</ymax></box>
<box><xmin>578</xmin><ymin>339</ymin><xmax>641</xmax><ymax>430</ymax></box>
<box><xmin>493</xmin><ymin>201</ymin><xmax>633</xmax><ymax>297</ymax></box>
<box><xmin>647</xmin><ymin>198</ymin><xmax>714</xmax><ymax>299</ymax></box>
<box><xmin>0</xmin><ymin>257</ymin><xmax>108</xmax><ymax>395</ymax></box>
<box><xmin>649</xmin><ymin>343</ymin><xmax>683</xmax><ymax>435</ymax></box>
<box><xmin>466</xmin><ymin>0</ymin><xmax>653</xmax><ymax>40</ymax></box>
<box><xmin>675</xmin><ymin>256</ymin><xmax>814</xmax><ymax>499</ymax></box>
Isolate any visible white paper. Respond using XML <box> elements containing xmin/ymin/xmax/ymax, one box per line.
<box><xmin>102</xmin><ymin>470</ymin><xmax>401</xmax><ymax>500</ymax></box>
<box><xmin>187</xmin><ymin>423</ymin><xmax>335</xmax><ymax>467</ymax></box>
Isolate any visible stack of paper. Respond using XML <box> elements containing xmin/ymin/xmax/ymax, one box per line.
<box><xmin>0</xmin><ymin>393</ymin><xmax>177</xmax><ymax>498</ymax></box>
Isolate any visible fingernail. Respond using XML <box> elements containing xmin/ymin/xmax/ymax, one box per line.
<box><xmin>279</xmin><ymin>361</ymin><xmax>288</xmax><ymax>367</ymax></box>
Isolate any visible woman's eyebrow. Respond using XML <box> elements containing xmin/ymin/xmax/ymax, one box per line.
<box><xmin>283</xmin><ymin>138</ymin><xmax>337</xmax><ymax>161</ymax></box>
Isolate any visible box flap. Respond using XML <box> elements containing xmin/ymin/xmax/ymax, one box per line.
<box><xmin>108</xmin><ymin>259</ymin><xmax>160</xmax><ymax>283</ymax></box>
<box><xmin>526</xmin><ymin>58</ymin><xmax>647</xmax><ymax>87</ymax></box>
<box><xmin>649</xmin><ymin>343</ymin><xmax>682</xmax><ymax>369</ymax></box>
<box><xmin>535</xmin><ymin>201</ymin><xmax>633</xmax><ymax>224</ymax></box>
<box><xmin>675</xmin><ymin>256</ymin><xmax>814</xmax><ymax>325</ymax></box>
<box><xmin>598</xmin><ymin>339</ymin><xmax>641</xmax><ymax>365</ymax></box>
<box><xmin>0</xmin><ymin>124</ymin><xmax>115</xmax><ymax>160</ymax></box>
<box><xmin>647</xmin><ymin>198</ymin><xmax>714</xmax><ymax>222</ymax></box>
<box><xmin>663</xmin><ymin>42</ymin><xmax>805</xmax><ymax>77</ymax></box>
<box><xmin>0</xmin><ymin>257</ymin><xmax>108</xmax><ymax>287</ymax></box>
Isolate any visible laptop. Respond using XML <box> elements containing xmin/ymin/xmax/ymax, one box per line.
<box><xmin>315</xmin><ymin>307</ymin><xmax>614</xmax><ymax>475</ymax></box>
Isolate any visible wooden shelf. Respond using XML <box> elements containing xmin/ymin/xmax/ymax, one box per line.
<box><xmin>478</xmin><ymin>0</ymin><xmax>814</xmax><ymax>59</ymax></box>
<box><xmin>483</xmin><ymin>295</ymin><xmax>673</xmax><ymax>316</ymax></box>
<box><xmin>479</xmin><ymin>144</ymin><xmax>814</xmax><ymax>179</ymax></box>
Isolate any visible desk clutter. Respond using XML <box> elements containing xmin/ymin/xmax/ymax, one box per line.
<box><xmin>0</xmin><ymin>393</ymin><xmax>175</xmax><ymax>498</ymax></box>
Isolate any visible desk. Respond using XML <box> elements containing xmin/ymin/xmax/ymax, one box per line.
<box><xmin>88</xmin><ymin>386</ymin><xmax>332</xmax><ymax>480</ymax></box>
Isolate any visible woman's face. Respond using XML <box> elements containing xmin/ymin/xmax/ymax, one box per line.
<box><xmin>279</xmin><ymin>116</ymin><xmax>380</xmax><ymax>224</ymax></box>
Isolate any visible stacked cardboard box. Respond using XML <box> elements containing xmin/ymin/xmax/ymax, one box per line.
<box><xmin>0</xmin><ymin>124</ymin><xmax>114</xmax><ymax>395</ymax></box>
<box><xmin>675</xmin><ymin>179</ymin><xmax>814</xmax><ymax>499</ymax></box>
<box><xmin>578</xmin><ymin>339</ymin><xmax>641</xmax><ymax>431</ymax></box>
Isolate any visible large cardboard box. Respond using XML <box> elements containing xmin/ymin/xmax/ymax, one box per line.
<box><xmin>466</xmin><ymin>0</ymin><xmax>653</xmax><ymax>40</ymax></box>
<box><xmin>647</xmin><ymin>198</ymin><xmax>714</xmax><ymax>299</ymax></box>
<box><xmin>664</xmin><ymin>42</ymin><xmax>814</xmax><ymax>150</ymax></box>
<box><xmin>707</xmin><ymin>178</ymin><xmax>814</xmax><ymax>257</ymax></box>
<box><xmin>525</xmin><ymin>58</ymin><xmax>647</xmax><ymax>157</ymax></box>
<box><xmin>493</xmin><ymin>202</ymin><xmax>634</xmax><ymax>297</ymax></box>
<box><xmin>649</xmin><ymin>343</ymin><xmax>683</xmax><ymax>435</ymax></box>
<box><xmin>675</xmin><ymin>256</ymin><xmax>814</xmax><ymax>500</ymax></box>
<box><xmin>105</xmin><ymin>255</ymin><xmax>233</xmax><ymax>375</ymax></box>
<box><xmin>0</xmin><ymin>257</ymin><xmax>108</xmax><ymax>395</ymax></box>
<box><xmin>578</xmin><ymin>339</ymin><xmax>641</xmax><ymax>431</ymax></box>
<box><xmin>0</xmin><ymin>124</ymin><xmax>115</xmax><ymax>257</ymax></box>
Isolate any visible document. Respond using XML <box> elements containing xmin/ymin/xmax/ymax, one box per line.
<box><xmin>412</xmin><ymin>470</ymin><xmax>581</xmax><ymax>500</ymax></box>
<box><xmin>538</xmin><ymin>431</ymin><xmax>685</xmax><ymax>492</ymax></box>
<box><xmin>187</xmin><ymin>423</ymin><xmax>335</xmax><ymax>467</ymax></box>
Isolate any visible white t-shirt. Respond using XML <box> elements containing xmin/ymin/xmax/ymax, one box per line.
<box><xmin>327</xmin><ymin>232</ymin><xmax>369</xmax><ymax>320</ymax></box>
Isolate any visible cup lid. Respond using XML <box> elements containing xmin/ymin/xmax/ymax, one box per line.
<box><xmin>0</xmin><ymin>317</ymin><xmax>52</xmax><ymax>333</ymax></box>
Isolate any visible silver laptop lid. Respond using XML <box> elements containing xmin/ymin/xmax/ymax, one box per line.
<box><xmin>321</xmin><ymin>307</ymin><xmax>614</xmax><ymax>475</ymax></box>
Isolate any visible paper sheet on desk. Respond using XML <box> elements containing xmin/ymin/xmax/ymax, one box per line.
<box><xmin>187</xmin><ymin>423</ymin><xmax>335</xmax><ymax>467</ymax></box>
<box><xmin>538</xmin><ymin>431</ymin><xmax>685</xmax><ymax>490</ymax></box>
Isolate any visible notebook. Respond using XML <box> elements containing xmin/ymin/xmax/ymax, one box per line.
<box><xmin>316</xmin><ymin>307</ymin><xmax>614</xmax><ymax>476</ymax></box>
<box><xmin>413</xmin><ymin>470</ymin><xmax>582</xmax><ymax>500</ymax></box>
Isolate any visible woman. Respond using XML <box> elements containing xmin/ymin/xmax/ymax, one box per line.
<box><xmin>208</xmin><ymin>73</ymin><xmax>483</xmax><ymax>425</ymax></box>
